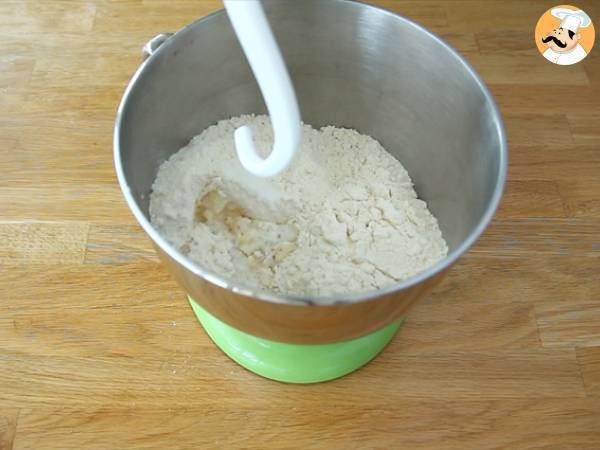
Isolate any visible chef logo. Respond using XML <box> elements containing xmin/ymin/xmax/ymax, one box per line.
<box><xmin>535</xmin><ymin>5</ymin><xmax>595</xmax><ymax>65</ymax></box>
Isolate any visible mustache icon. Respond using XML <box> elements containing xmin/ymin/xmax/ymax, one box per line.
<box><xmin>542</xmin><ymin>35</ymin><xmax>567</xmax><ymax>48</ymax></box>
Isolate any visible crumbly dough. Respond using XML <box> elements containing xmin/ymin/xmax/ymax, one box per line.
<box><xmin>150</xmin><ymin>115</ymin><xmax>447</xmax><ymax>298</ymax></box>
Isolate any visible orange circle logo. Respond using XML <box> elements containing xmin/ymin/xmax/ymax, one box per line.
<box><xmin>535</xmin><ymin>5</ymin><xmax>595</xmax><ymax>65</ymax></box>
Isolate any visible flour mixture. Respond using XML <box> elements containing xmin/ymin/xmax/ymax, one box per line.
<box><xmin>150</xmin><ymin>115</ymin><xmax>448</xmax><ymax>297</ymax></box>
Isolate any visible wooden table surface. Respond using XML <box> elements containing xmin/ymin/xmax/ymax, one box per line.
<box><xmin>1</xmin><ymin>1</ymin><xmax>599</xmax><ymax>448</ymax></box>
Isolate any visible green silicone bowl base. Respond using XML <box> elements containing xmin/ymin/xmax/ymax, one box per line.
<box><xmin>189</xmin><ymin>297</ymin><xmax>404</xmax><ymax>384</ymax></box>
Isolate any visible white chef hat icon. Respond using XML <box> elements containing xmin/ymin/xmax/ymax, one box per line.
<box><xmin>551</xmin><ymin>8</ymin><xmax>592</xmax><ymax>33</ymax></box>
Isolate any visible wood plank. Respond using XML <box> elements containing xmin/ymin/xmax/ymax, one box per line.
<box><xmin>576</xmin><ymin>346</ymin><xmax>600</xmax><ymax>396</ymax></box>
<box><xmin>402</xmin><ymin>300</ymin><xmax>540</xmax><ymax>352</ymax></box>
<box><xmin>6</xmin><ymin>85</ymin><xmax>121</xmax><ymax>119</ymax></box>
<box><xmin>0</xmin><ymin>33</ymin><xmax>34</xmax><ymax>62</ymax></box>
<box><xmin>0</xmin><ymin>279</ymin><xmax>539</xmax><ymax>359</ymax></box>
<box><xmin>25</xmin><ymin>34</ymin><xmax>140</xmax><ymax>90</ymax></box>
<box><xmin>93</xmin><ymin>0</ymin><xmax>221</xmax><ymax>32</ymax></box>
<box><xmin>365</xmin><ymin>0</ymin><xmax>449</xmax><ymax>31</ymax></box>
<box><xmin>536</xmin><ymin>303</ymin><xmax>600</xmax><ymax>348</ymax></box>
<box><xmin>496</xmin><ymin>180</ymin><xmax>567</xmax><ymax>219</ymax></box>
<box><xmin>583</xmin><ymin>56</ymin><xmax>600</xmax><ymax>89</ymax></box>
<box><xmin>0</xmin><ymin>135</ymin><xmax>17</xmax><ymax>153</ymax></box>
<box><xmin>0</xmin><ymin>32</ymin><xmax>144</xmax><ymax>92</ymax></box>
<box><xmin>0</xmin><ymin>94</ymin><xmax>26</xmax><ymax>119</ymax></box>
<box><xmin>0</xmin><ymin>299</ymin><xmax>197</xmax><ymax>359</ymax></box>
<box><xmin>85</xmin><ymin>224</ymin><xmax>158</xmax><ymax>265</ymax></box>
<box><xmin>0</xmin><ymin>347</ymin><xmax>586</xmax><ymax>410</ymax></box>
<box><xmin>568</xmin><ymin>113</ymin><xmax>600</xmax><ymax>145</ymax></box>
<box><xmin>0</xmin><ymin>1</ymin><xmax>96</xmax><ymax>33</ymax></box>
<box><xmin>0</xmin><ymin>262</ymin><xmax>181</xmax><ymax>311</ymax></box>
<box><xmin>0</xmin><ymin>123</ymin><xmax>116</xmax><ymax>186</ymax></box>
<box><xmin>470</xmin><ymin>218</ymin><xmax>600</xmax><ymax>258</ymax></box>
<box><xmin>0</xmin><ymin>409</ymin><xmax>19</xmax><ymax>450</ymax></box>
<box><xmin>2</xmin><ymin>254</ymin><xmax>595</xmax><ymax>317</ymax></box>
<box><xmin>469</xmin><ymin>54</ymin><xmax>589</xmax><ymax>85</ymax></box>
<box><xmin>0</xmin><ymin>185</ymin><xmax>135</xmax><ymax>225</ymax></box>
<box><xmin>438</xmin><ymin>32</ymin><xmax>479</xmax><ymax>56</ymax></box>
<box><xmin>559</xmin><ymin>178</ymin><xmax>600</xmax><ymax>218</ymax></box>
<box><xmin>504</xmin><ymin>114</ymin><xmax>574</xmax><ymax>147</ymax></box>
<box><xmin>508</xmin><ymin>145</ymin><xmax>600</xmax><ymax>181</ymax></box>
<box><xmin>444</xmin><ymin>0</ymin><xmax>546</xmax><ymax>33</ymax></box>
<box><xmin>11</xmin><ymin>400</ymin><xmax>600</xmax><ymax>450</ymax></box>
<box><xmin>0</xmin><ymin>56</ymin><xmax>34</xmax><ymax>92</ymax></box>
<box><xmin>490</xmin><ymin>85</ymin><xmax>600</xmax><ymax>115</ymax></box>
<box><xmin>435</xmin><ymin>256</ymin><xmax>598</xmax><ymax>308</ymax></box>
<box><xmin>0</xmin><ymin>221</ymin><xmax>89</xmax><ymax>265</ymax></box>
<box><xmin>476</xmin><ymin>31</ymin><xmax>538</xmax><ymax>56</ymax></box>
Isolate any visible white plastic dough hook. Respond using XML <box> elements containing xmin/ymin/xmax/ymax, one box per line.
<box><xmin>223</xmin><ymin>0</ymin><xmax>301</xmax><ymax>178</ymax></box>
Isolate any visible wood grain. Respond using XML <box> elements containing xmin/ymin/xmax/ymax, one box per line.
<box><xmin>0</xmin><ymin>221</ymin><xmax>89</xmax><ymax>264</ymax></box>
<box><xmin>537</xmin><ymin>303</ymin><xmax>600</xmax><ymax>348</ymax></box>
<box><xmin>497</xmin><ymin>180</ymin><xmax>567</xmax><ymax>218</ymax></box>
<box><xmin>85</xmin><ymin>224</ymin><xmax>158</xmax><ymax>265</ymax></box>
<box><xmin>0</xmin><ymin>409</ymin><xmax>18</xmax><ymax>450</ymax></box>
<box><xmin>577</xmin><ymin>346</ymin><xmax>600</xmax><ymax>396</ymax></box>
<box><xmin>468</xmin><ymin>53</ymin><xmax>590</xmax><ymax>85</ymax></box>
<box><xmin>1</xmin><ymin>0</ymin><xmax>599</xmax><ymax>448</ymax></box>
<box><xmin>470</xmin><ymin>218</ymin><xmax>599</xmax><ymax>257</ymax></box>
<box><xmin>559</xmin><ymin>177</ymin><xmax>600</xmax><ymax>218</ymax></box>
<box><xmin>10</xmin><ymin>400</ymin><xmax>600</xmax><ymax>450</ymax></box>
<box><xmin>568</xmin><ymin>112</ymin><xmax>600</xmax><ymax>145</ymax></box>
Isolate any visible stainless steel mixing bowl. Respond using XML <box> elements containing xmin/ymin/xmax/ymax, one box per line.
<box><xmin>114</xmin><ymin>0</ymin><xmax>507</xmax><ymax>344</ymax></box>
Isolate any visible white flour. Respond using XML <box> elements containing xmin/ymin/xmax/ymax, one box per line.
<box><xmin>149</xmin><ymin>115</ymin><xmax>447</xmax><ymax>298</ymax></box>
